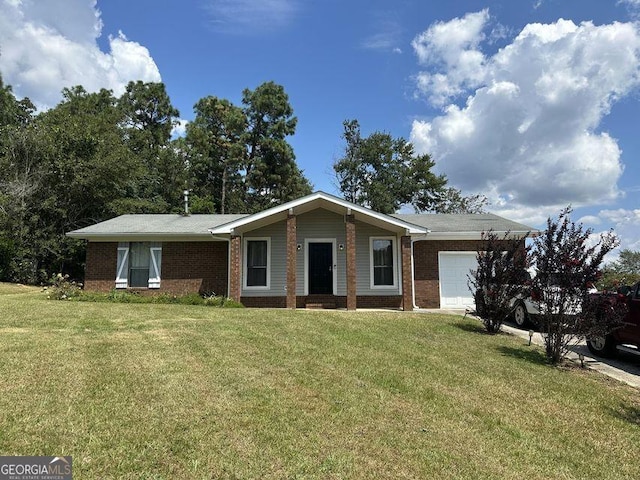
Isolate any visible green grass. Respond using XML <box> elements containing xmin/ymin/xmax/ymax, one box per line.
<box><xmin>0</xmin><ymin>283</ymin><xmax>638</xmax><ymax>479</ymax></box>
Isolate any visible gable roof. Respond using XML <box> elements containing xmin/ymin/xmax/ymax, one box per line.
<box><xmin>208</xmin><ymin>191</ymin><xmax>429</xmax><ymax>235</ymax></box>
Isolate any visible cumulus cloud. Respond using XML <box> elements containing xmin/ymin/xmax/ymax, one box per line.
<box><xmin>410</xmin><ymin>12</ymin><xmax>640</xmax><ymax>221</ymax></box>
<box><xmin>205</xmin><ymin>0</ymin><xmax>298</xmax><ymax>34</ymax></box>
<box><xmin>0</xmin><ymin>0</ymin><xmax>161</xmax><ymax>110</ymax></box>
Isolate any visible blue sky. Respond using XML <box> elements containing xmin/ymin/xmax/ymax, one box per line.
<box><xmin>0</xmin><ymin>0</ymin><xmax>639</xmax><ymax>255</ymax></box>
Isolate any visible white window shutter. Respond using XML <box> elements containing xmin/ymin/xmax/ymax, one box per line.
<box><xmin>148</xmin><ymin>246</ymin><xmax>162</xmax><ymax>289</ymax></box>
<box><xmin>116</xmin><ymin>245</ymin><xmax>129</xmax><ymax>289</ymax></box>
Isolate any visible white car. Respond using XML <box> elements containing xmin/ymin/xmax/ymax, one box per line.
<box><xmin>510</xmin><ymin>272</ymin><xmax>588</xmax><ymax>328</ymax></box>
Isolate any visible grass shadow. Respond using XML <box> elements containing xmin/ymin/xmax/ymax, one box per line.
<box><xmin>452</xmin><ymin>320</ymin><xmax>511</xmax><ymax>336</ymax></box>
<box><xmin>452</xmin><ymin>321</ymin><xmax>487</xmax><ymax>334</ymax></box>
<box><xmin>496</xmin><ymin>345</ymin><xmax>548</xmax><ymax>365</ymax></box>
<box><xmin>608</xmin><ymin>404</ymin><xmax>640</xmax><ymax>426</ymax></box>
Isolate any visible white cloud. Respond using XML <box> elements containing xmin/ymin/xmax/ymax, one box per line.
<box><xmin>0</xmin><ymin>0</ymin><xmax>161</xmax><ymax>110</ymax></box>
<box><xmin>410</xmin><ymin>13</ymin><xmax>640</xmax><ymax>221</ymax></box>
<box><xmin>205</xmin><ymin>0</ymin><xmax>298</xmax><ymax>34</ymax></box>
<box><xmin>411</xmin><ymin>9</ymin><xmax>489</xmax><ymax>106</ymax></box>
<box><xmin>361</xmin><ymin>15</ymin><xmax>403</xmax><ymax>54</ymax></box>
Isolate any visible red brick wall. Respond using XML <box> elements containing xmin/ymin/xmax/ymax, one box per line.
<box><xmin>83</xmin><ymin>241</ymin><xmax>228</xmax><ymax>296</ymax></box>
<box><xmin>243</xmin><ymin>295</ymin><xmax>402</xmax><ymax>309</ymax></box>
<box><xmin>286</xmin><ymin>214</ymin><xmax>297</xmax><ymax>308</ymax></box>
<box><xmin>162</xmin><ymin>242</ymin><xmax>228</xmax><ymax>295</ymax></box>
<box><xmin>401</xmin><ymin>236</ymin><xmax>413</xmax><ymax>311</ymax></box>
<box><xmin>346</xmin><ymin>214</ymin><xmax>357</xmax><ymax>310</ymax></box>
<box><xmin>229</xmin><ymin>236</ymin><xmax>241</xmax><ymax>301</ymax></box>
<box><xmin>84</xmin><ymin>242</ymin><xmax>118</xmax><ymax>291</ymax></box>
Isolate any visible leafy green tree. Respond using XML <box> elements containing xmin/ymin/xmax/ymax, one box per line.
<box><xmin>118</xmin><ymin>81</ymin><xmax>182</xmax><ymax>211</ymax></box>
<box><xmin>598</xmin><ymin>249</ymin><xmax>640</xmax><ymax>289</ymax></box>
<box><xmin>187</xmin><ymin>96</ymin><xmax>246</xmax><ymax>214</ymax></box>
<box><xmin>242</xmin><ymin>81</ymin><xmax>311</xmax><ymax>212</ymax></box>
<box><xmin>24</xmin><ymin>86</ymin><xmax>144</xmax><ymax>278</ymax></box>
<box><xmin>333</xmin><ymin>119</ymin><xmax>448</xmax><ymax>214</ymax></box>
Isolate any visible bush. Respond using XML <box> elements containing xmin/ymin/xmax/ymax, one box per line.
<box><xmin>46</xmin><ymin>273</ymin><xmax>82</xmax><ymax>300</ymax></box>
<box><xmin>68</xmin><ymin>289</ymin><xmax>244</xmax><ymax>308</ymax></box>
<box><xmin>468</xmin><ymin>230</ymin><xmax>530</xmax><ymax>334</ymax></box>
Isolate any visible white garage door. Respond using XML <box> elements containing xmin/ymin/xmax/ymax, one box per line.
<box><xmin>438</xmin><ymin>252</ymin><xmax>477</xmax><ymax>309</ymax></box>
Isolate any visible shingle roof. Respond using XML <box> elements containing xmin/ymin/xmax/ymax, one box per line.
<box><xmin>393</xmin><ymin>213</ymin><xmax>536</xmax><ymax>235</ymax></box>
<box><xmin>68</xmin><ymin>214</ymin><xmax>247</xmax><ymax>238</ymax></box>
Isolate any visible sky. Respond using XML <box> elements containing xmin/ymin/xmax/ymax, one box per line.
<box><xmin>0</xmin><ymin>0</ymin><xmax>639</xmax><ymax>257</ymax></box>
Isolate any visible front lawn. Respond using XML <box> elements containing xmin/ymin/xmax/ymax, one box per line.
<box><xmin>0</xmin><ymin>284</ymin><xmax>638</xmax><ymax>479</ymax></box>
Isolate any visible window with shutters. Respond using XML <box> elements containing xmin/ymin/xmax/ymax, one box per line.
<box><xmin>115</xmin><ymin>242</ymin><xmax>162</xmax><ymax>289</ymax></box>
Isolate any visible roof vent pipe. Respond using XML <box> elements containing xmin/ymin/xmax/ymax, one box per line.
<box><xmin>183</xmin><ymin>189</ymin><xmax>190</xmax><ymax>216</ymax></box>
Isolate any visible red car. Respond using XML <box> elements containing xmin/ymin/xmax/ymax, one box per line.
<box><xmin>587</xmin><ymin>282</ymin><xmax>640</xmax><ymax>358</ymax></box>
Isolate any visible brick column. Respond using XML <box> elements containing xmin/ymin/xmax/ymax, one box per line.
<box><xmin>401</xmin><ymin>235</ymin><xmax>413</xmax><ymax>311</ymax></box>
<box><xmin>229</xmin><ymin>235</ymin><xmax>241</xmax><ymax>302</ymax></box>
<box><xmin>346</xmin><ymin>214</ymin><xmax>357</xmax><ymax>310</ymax></box>
<box><xmin>286</xmin><ymin>213</ymin><xmax>297</xmax><ymax>309</ymax></box>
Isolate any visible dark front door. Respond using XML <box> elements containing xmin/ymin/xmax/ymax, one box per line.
<box><xmin>309</xmin><ymin>243</ymin><xmax>333</xmax><ymax>294</ymax></box>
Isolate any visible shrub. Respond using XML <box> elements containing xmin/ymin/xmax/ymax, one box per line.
<box><xmin>46</xmin><ymin>273</ymin><xmax>82</xmax><ymax>300</ymax></box>
<box><xmin>468</xmin><ymin>230</ymin><xmax>530</xmax><ymax>334</ymax></box>
<box><xmin>71</xmin><ymin>290</ymin><xmax>243</xmax><ymax>308</ymax></box>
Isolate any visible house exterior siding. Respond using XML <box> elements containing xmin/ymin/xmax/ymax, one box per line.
<box><xmin>355</xmin><ymin>221</ymin><xmax>401</xmax><ymax>296</ymax></box>
<box><xmin>296</xmin><ymin>209</ymin><xmax>347</xmax><ymax>295</ymax></box>
<box><xmin>242</xmin><ymin>222</ymin><xmax>286</xmax><ymax>297</ymax></box>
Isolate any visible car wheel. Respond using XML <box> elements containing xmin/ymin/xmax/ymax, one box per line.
<box><xmin>586</xmin><ymin>335</ymin><xmax>617</xmax><ymax>358</ymax></box>
<box><xmin>513</xmin><ymin>302</ymin><xmax>529</xmax><ymax>328</ymax></box>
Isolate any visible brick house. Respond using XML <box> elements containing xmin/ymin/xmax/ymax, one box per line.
<box><xmin>67</xmin><ymin>191</ymin><xmax>533</xmax><ymax>310</ymax></box>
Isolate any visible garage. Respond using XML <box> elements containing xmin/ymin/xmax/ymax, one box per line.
<box><xmin>438</xmin><ymin>252</ymin><xmax>478</xmax><ymax>309</ymax></box>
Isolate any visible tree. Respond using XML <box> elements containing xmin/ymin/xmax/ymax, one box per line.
<box><xmin>333</xmin><ymin>119</ymin><xmax>448</xmax><ymax>214</ymax></box>
<box><xmin>333</xmin><ymin>119</ymin><xmax>486</xmax><ymax>214</ymax></box>
<box><xmin>242</xmin><ymin>81</ymin><xmax>312</xmax><ymax>212</ymax></box>
<box><xmin>186</xmin><ymin>96</ymin><xmax>247</xmax><ymax>214</ymax></box>
<box><xmin>598</xmin><ymin>249</ymin><xmax>640</xmax><ymax>289</ymax></box>
<box><xmin>468</xmin><ymin>231</ymin><xmax>530</xmax><ymax>333</ymax></box>
<box><xmin>118</xmin><ymin>81</ymin><xmax>182</xmax><ymax>211</ymax></box>
<box><xmin>429</xmin><ymin>187</ymin><xmax>489</xmax><ymax>214</ymax></box>
<box><xmin>531</xmin><ymin>207</ymin><xmax>619</xmax><ymax>363</ymax></box>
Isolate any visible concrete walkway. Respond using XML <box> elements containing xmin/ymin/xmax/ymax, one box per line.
<box><xmin>501</xmin><ymin>323</ymin><xmax>640</xmax><ymax>389</ymax></box>
<box><xmin>417</xmin><ymin>309</ymin><xmax>640</xmax><ymax>389</ymax></box>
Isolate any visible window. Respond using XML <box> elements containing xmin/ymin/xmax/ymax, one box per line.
<box><xmin>116</xmin><ymin>242</ymin><xmax>162</xmax><ymax>289</ymax></box>
<box><xmin>244</xmin><ymin>238</ymin><xmax>270</xmax><ymax>289</ymax></box>
<box><xmin>370</xmin><ymin>237</ymin><xmax>396</xmax><ymax>288</ymax></box>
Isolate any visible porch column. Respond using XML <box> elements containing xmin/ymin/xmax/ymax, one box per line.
<box><xmin>229</xmin><ymin>235</ymin><xmax>241</xmax><ymax>302</ymax></box>
<box><xmin>401</xmin><ymin>235</ymin><xmax>413</xmax><ymax>311</ymax></box>
<box><xmin>346</xmin><ymin>213</ymin><xmax>357</xmax><ymax>310</ymax></box>
<box><xmin>286</xmin><ymin>213</ymin><xmax>297</xmax><ymax>309</ymax></box>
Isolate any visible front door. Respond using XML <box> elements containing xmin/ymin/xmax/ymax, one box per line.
<box><xmin>309</xmin><ymin>243</ymin><xmax>333</xmax><ymax>294</ymax></box>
